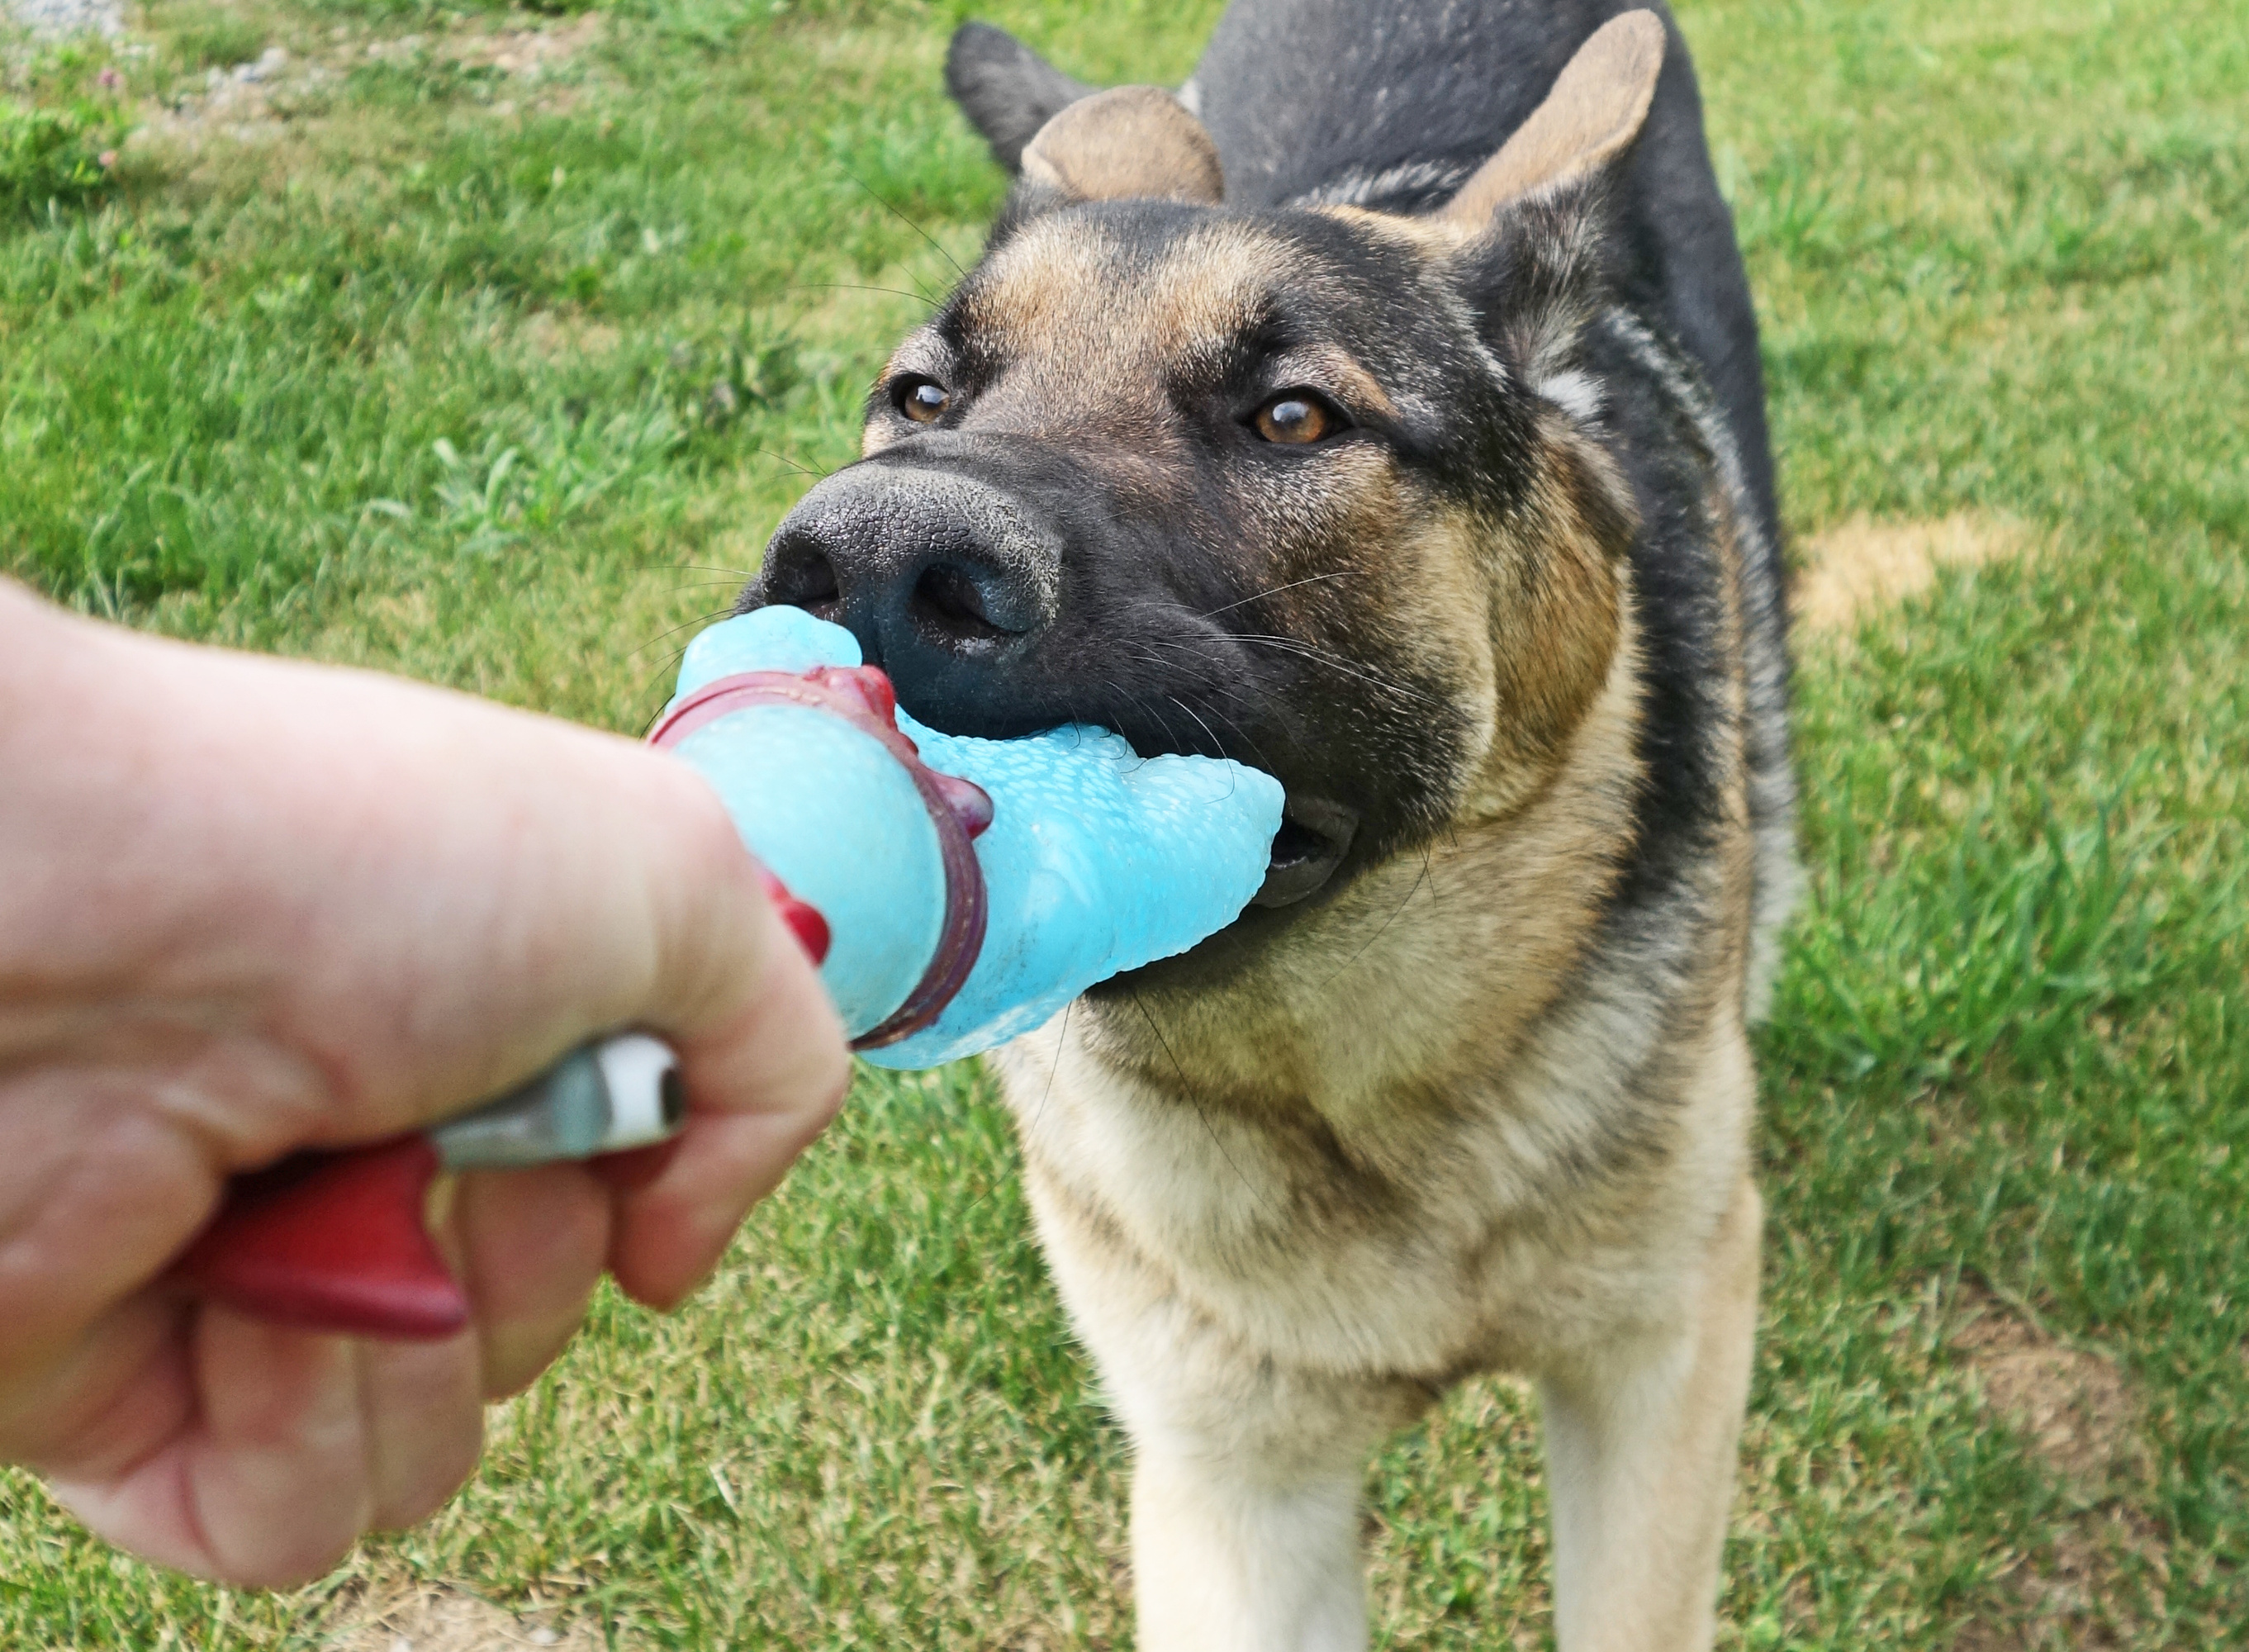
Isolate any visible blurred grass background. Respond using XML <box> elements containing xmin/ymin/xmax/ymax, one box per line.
<box><xmin>1</xmin><ymin>0</ymin><xmax>2242</xmax><ymax>1645</ymax></box>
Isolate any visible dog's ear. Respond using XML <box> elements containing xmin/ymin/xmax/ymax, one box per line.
<box><xmin>1440</xmin><ymin>13</ymin><xmax>1663</xmax><ymax>425</ymax></box>
<box><xmin>1015</xmin><ymin>86</ymin><xmax>1225</xmax><ymax>208</ymax></box>
<box><xmin>946</xmin><ymin>21</ymin><xmax>1097</xmax><ymax>173</ymax></box>
<box><xmin>1439</xmin><ymin>10</ymin><xmax>1664</xmax><ymax>229</ymax></box>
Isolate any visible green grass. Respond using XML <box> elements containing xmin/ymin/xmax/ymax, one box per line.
<box><xmin>1</xmin><ymin>0</ymin><xmax>2243</xmax><ymax>1645</ymax></box>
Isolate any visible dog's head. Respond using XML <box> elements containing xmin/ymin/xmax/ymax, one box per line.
<box><xmin>741</xmin><ymin>16</ymin><xmax>1664</xmax><ymax>990</ymax></box>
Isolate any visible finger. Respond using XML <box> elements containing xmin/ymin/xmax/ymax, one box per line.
<box><xmin>185</xmin><ymin>1312</ymin><xmax>377</xmax><ymax>1584</ymax></box>
<box><xmin>450</xmin><ymin>1161</ymin><xmax>611</xmax><ymax>1399</ymax></box>
<box><xmin>5</xmin><ymin>1294</ymin><xmax>192</xmax><ymax>1479</ymax></box>
<box><xmin>54</xmin><ymin>1310</ymin><xmax>374</xmax><ymax>1588</ymax></box>
<box><xmin>353</xmin><ymin>1332</ymin><xmax>483</xmax><ymax>1531</ymax></box>
<box><xmin>607</xmin><ymin>901</ymin><xmax>850</xmax><ymax>1308</ymax></box>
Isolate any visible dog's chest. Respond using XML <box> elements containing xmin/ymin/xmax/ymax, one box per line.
<box><xmin>990</xmin><ymin>1030</ymin><xmax>1684</xmax><ymax>1382</ymax></box>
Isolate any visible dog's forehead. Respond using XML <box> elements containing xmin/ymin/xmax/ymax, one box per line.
<box><xmin>956</xmin><ymin>211</ymin><xmax>1313</xmax><ymax>372</ymax></box>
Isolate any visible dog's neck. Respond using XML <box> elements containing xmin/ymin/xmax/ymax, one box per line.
<box><xmin>1070</xmin><ymin>609</ymin><xmax>1644</xmax><ymax>1125</ymax></box>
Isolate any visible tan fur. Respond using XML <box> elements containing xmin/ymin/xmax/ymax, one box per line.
<box><xmin>1441</xmin><ymin>10</ymin><xmax>1667</xmax><ymax>227</ymax></box>
<box><xmin>994</xmin><ymin>544</ymin><xmax>1766</xmax><ymax>1645</ymax></box>
<box><xmin>991</xmin><ymin>245</ymin><xmax>1757</xmax><ymax>1652</ymax></box>
<box><xmin>1021</xmin><ymin>85</ymin><xmax>1226</xmax><ymax>206</ymax></box>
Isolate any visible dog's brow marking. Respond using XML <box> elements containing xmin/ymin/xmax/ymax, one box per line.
<box><xmin>1266</xmin><ymin>345</ymin><xmax>1400</xmax><ymax>423</ymax></box>
<box><xmin>972</xmin><ymin>218</ymin><xmax>1292</xmax><ymax>392</ymax></box>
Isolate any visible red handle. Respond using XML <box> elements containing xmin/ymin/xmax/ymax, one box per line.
<box><xmin>164</xmin><ymin>876</ymin><xmax>830</xmax><ymax>1341</ymax></box>
<box><xmin>166</xmin><ymin>1136</ymin><xmax>467</xmax><ymax>1339</ymax></box>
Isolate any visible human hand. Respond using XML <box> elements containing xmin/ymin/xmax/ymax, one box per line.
<box><xmin>0</xmin><ymin>581</ymin><xmax>850</xmax><ymax>1586</ymax></box>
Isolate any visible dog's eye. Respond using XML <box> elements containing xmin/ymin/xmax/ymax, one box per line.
<box><xmin>1251</xmin><ymin>392</ymin><xmax>1343</xmax><ymax>445</ymax></box>
<box><xmin>896</xmin><ymin>378</ymin><xmax>951</xmax><ymax>425</ymax></box>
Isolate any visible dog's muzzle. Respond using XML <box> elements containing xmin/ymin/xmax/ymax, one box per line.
<box><xmin>747</xmin><ymin>464</ymin><xmax>1063</xmax><ymax>718</ymax></box>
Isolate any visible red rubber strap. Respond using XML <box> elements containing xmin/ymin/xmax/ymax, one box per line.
<box><xmin>649</xmin><ymin>667</ymin><xmax>989</xmax><ymax>1048</ymax></box>
<box><xmin>166</xmin><ymin>1136</ymin><xmax>466</xmax><ymax>1340</ymax></box>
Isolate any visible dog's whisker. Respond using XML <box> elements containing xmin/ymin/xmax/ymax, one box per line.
<box><xmin>957</xmin><ymin>995</ymin><xmax>1075</xmax><ymax>1221</ymax></box>
<box><xmin>1140</xmin><ymin>622</ymin><xmax>1433</xmax><ymax>709</ymax></box>
<box><xmin>1316</xmin><ymin>861</ymin><xmax>1429</xmax><ymax>992</ymax></box>
<box><xmin>1168</xmin><ymin>694</ymin><xmax>1233</xmax><ymax>765</ymax></box>
<box><xmin>1132</xmin><ymin>998</ymin><xmax>1279</xmax><ymax>1223</ymax></box>
<box><xmin>1186</xmin><ymin>695</ymin><xmax>1292</xmax><ymax>781</ymax></box>
<box><xmin>748</xmin><ymin>447</ymin><xmax>834</xmax><ymax>482</ymax></box>
<box><xmin>1198</xmin><ymin>571</ymin><xmax>1353</xmax><ymax>620</ymax></box>
<box><xmin>1095</xmin><ymin>674</ymin><xmax>1189</xmax><ymax>762</ymax></box>
<box><xmin>660</xmin><ymin>563</ymin><xmax>761</xmax><ymax>580</ymax></box>
<box><xmin>1113</xmin><ymin>641</ymin><xmax>1311</xmax><ymax>773</ymax></box>
<box><xmin>1210</xmin><ymin>634</ymin><xmax>1443</xmax><ymax>709</ymax></box>
<box><xmin>632</xmin><ymin>645</ymin><xmax>696</xmax><ymax>735</ymax></box>
<box><xmin>781</xmin><ymin>281</ymin><xmax>942</xmax><ymax>314</ymax></box>
<box><xmin>835</xmin><ymin>169</ymin><xmax>966</xmax><ymax>286</ymax></box>
<box><xmin>629</xmin><ymin>606</ymin><xmax>743</xmax><ymax>660</ymax></box>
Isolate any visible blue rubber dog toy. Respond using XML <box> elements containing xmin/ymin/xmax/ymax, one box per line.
<box><xmin>164</xmin><ymin>605</ymin><xmax>1283</xmax><ymax>1344</ymax></box>
<box><xmin>652</xmin><ymin>605</ymin><xmax>1284</xmax><ymax>1066</ymax></box>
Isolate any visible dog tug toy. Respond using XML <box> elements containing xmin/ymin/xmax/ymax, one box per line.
<box><xmin>168</xmin><ymin>605</ymin><xmax>1283</xmax><ymax>1339</ymax></box>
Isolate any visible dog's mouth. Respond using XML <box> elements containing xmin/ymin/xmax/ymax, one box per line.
<box><xmin>1254</xmin><ymin>795</ymin><xmax>1359</xmax><ymax>909</ymax></box>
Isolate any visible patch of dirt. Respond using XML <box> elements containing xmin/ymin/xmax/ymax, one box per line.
<box><xmin>519</xmin><ymin>311</ymin><xmax>623</xmax><ymax>360</ymax></box>
<box><xmin>1952</xmin><ymin>1504</ymin><xmax>2170</xmax><ymax>1652</ymax></box>
<box><xmin>320</xmin><ymin>1583</ymin><xmax>606</xmax><ymax>1652</ymax></box>
<box><xmin>135</xmin><ymin>46</ymin><xmax>316</xmax><ymax>153</ymax></box>
<box><xmin>443</xmin><ymin>13</ymin><xmax>603</xmax><ymax>79</ymax></box>
<box><xmin>4</xmin><ymin>0</ymin><xmax>124</xmax><ymax>39</ymax></box>
<box><xmin>1952</xmin><ymin>1284</ymin><xmax>2140</xmax><ymax>1493</ymax></box>
<box><xmin>134</xmin><ymin>14</ymin><xmax>603</xmax><ymax>155</ymax></box>
<box><xmin>1792</xmin><ymin>512</ymin><xmax>2033</xmax><ymax>636</ymax></box>
<box><xmin>1947</xmin><ymin>1284</ymin><xmax>2165</xmax><ymax>1650</ymax></box>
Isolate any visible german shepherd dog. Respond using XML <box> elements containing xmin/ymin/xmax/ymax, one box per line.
<box><xmin>741</xmin><ymin>2</ymin><xmax>1794</xmax><ymax>1645</ymax></box>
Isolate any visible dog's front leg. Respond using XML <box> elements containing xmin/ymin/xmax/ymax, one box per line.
<box><xmin>1536</xmin><ymin>1175</ymin><xmax>1763</xmax><ymax>1652</ymax></box>
<box><xmin>1131</xmin><ymin>1442</ymin><xmax>1369</xmax><ymax>1652</ymax></box>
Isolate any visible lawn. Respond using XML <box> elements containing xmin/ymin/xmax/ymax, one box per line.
<box><xmin>2</xmin><ymin>0</ymin><xmax>2244</xmax><ymax>1645</ymax></box>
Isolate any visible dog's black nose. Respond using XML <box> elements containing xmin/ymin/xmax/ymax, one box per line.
<box><xmin>744</xmin><ymin>463</ymin><xmax>1061</xmax><ymax>729</ymax></box>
